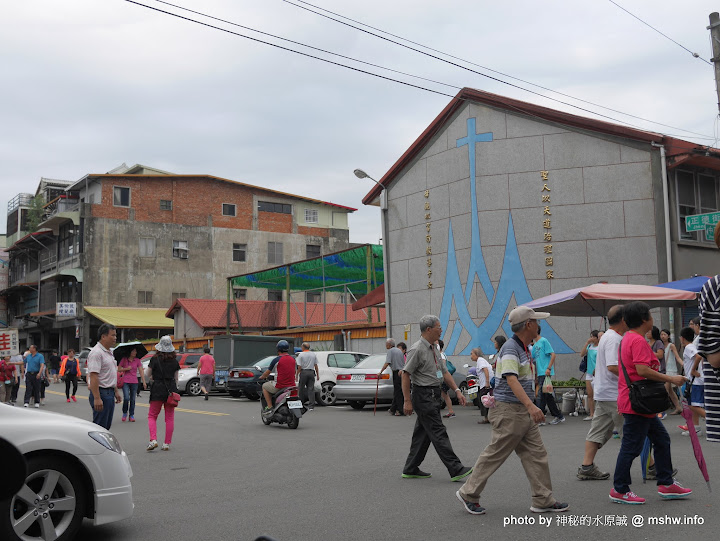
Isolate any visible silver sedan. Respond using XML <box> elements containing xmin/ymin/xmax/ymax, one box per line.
<box><xmin>333</xmin><ymin>354</ymin><xmax>394</xmax><ymax>409</ymax></box>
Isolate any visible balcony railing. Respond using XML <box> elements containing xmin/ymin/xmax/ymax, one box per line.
<box><xmin>42</xmin><ymin>195</ymin><xmax>80</xmax><ymax>222</ymax></box>
<box><xmin>7</xmin><ymin>193</ymin><xmax>33</xmax><ymax>213</ymax></box>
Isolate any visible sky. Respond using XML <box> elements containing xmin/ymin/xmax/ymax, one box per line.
<box><xmin>2</xmin><ymin>0</ymin><xmax>719</xmax><ymax>245</ymax></box>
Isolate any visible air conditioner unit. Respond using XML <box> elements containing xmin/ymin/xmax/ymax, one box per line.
<box><xmin>178</xmin><ymin>249</ymin><xmax>188</xmax><ymax>260</ymax></box>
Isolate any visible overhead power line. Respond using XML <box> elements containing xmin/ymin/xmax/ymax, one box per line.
<box><xmin>280</xmin><ymin>0</ymin><xmax>714</xmax><ymax>139</ymax></box>
<box><xmin>123</xmin><ymin>0</ymin><xmax>455</xmax><ymax>98</ymax></box>
<box><xmin>124</xmin><ymin>0</ymin><xmax>715</xmax><ymax>141</ymax></box>
<box><xmin>607</xmin><ymin>0</ymin><xmax>712</xmax><ymax>65</ymax></box>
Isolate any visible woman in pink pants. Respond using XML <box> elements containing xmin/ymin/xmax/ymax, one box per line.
<box><xmin>145</xmin><ymin>336</ymin><xmax>180</xmax><ymax>451</ymax></box>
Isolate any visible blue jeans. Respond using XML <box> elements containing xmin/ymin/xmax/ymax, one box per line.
<box><xmin>89</xmin><ymin>387</ymin><xmax>116</xmax><ymax>430</ymax></box>
<box><xmin>122</xmin><ymin>383</ymin><xmax>138</xmax><ymax>416</ymax></box>
<box><xmin>613</xmin><ymin>413</ymin><xmax>673</xmax><ymax>493</ymax></box>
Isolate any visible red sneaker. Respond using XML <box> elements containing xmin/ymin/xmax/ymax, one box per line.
<box><xmin>678</xmin><ymin>424</ymin><xmax>688</xmax><ymax>431</ymax></box>
<box><xmin>658</xmin><ymin>482</ymin><xmax>692</xmax><ymax>499</ymax></box>
<box><xmin>66</xmin><ymin>399</ymin><xmax>70</xmax><ymax>403</ymax></box>
<box><xmin>71</xmin><ymin>396</ymin><xmax>77</xmax><ymax>402</ymax></box>
<box><xmin>609</xmin><ymin>488</ymin><xmax>645</xmax><ymax>504</ymax></box>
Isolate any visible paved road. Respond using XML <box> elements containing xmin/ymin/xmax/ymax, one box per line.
<box><xmin>27</xmin><ymin>383</ymin><xmax>720</xmax><ymax>541</ymax></box>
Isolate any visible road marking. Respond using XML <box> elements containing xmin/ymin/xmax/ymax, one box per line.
<box><xmin>20</xmin><ymin>386</ymin><xmax>229</xmax><ymax>416</ymax></box>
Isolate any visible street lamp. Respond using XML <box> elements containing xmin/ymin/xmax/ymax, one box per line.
<box><xmin>355</xmin><ymin>168</ymin><xmax>391</xmax><ymax>337</ymax></box>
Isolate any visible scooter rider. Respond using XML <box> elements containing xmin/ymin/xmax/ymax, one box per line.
<box><xmin>259</xmin><ymin>340</ymin><xmax>297</xmax><ymax>412</ymax></box>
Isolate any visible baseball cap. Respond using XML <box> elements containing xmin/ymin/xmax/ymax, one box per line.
<box><xmin>508</xmin><ymin>306</ymin><xmax>550</xmax><ymax>325</ymax></box>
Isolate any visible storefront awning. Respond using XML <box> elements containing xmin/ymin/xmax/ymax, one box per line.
<box><xmin>83</xmin><ymin>306</ymin><xmax>174</xmax><ymax>329</ymax></box>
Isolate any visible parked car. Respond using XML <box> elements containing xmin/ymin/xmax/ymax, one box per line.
<box><xmin>0</xmin><ymin>403</ymin><xmax>134</xmax><ymax>540</ymax></box>
<box><xmin>333</xmin><ymin>354</ymin><xmax>392</xmax><ymax>409</ymax></box>
<box><xmin>78</xmin><ymin>347</ymin><xmax>92</xmax><ymax>382</ymax></box>
<box><xmin>140</xmin><ymin>351</ymin><xmax>204</xmax><ymax>369</ymax></box>
<box><xmin>227</xmin><ymin>355</ymin><xmax>290</xmax><ymax>400</ymax></box>
<box><xmin>312</xmin><ymin>351</ymin><xmax>369</xmax><ymax>406</ymax></box>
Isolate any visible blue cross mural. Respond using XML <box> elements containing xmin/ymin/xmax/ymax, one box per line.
<box><xmin>439</xmin><ymin>118</ymin><xmax>573</xmax><ymax>355</ymax></box>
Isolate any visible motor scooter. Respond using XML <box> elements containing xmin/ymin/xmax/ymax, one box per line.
<box><xmin>260</xmin><ymin>383</ymin><xmax>306</xmax><ymax>429</ymax></box>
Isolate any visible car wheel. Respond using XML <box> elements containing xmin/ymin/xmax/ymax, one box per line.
<box><xmin>348</xmin><ymin>401</ymin><xmax>366</xmax><ymax>410</ymax></box>
<box><xmin>186</xmin><ymin>379</ymin><xmax>201</xmax><ymax>397</ymax></box>
<box><xmin>0</xmin><ymin>456</ymin><xmax>87</xmax><ymax>541</ymax></box>
<box><xmin>287</xmin><ymin>415</ymin><xmax>299</xmax><ymax>429</ymax></box>
<box><xmin>318</xmin><ymin>382</ymin><xmax>336</xmax><ymax>406</ymax></box>
<box><xmin>245</xmin><ymin>392</ymin><xmax>260</xmax><ymax>401</ymax></box>
<box><xmin>229</xmin><ymin>391</ymin><xmax>242</xmax><ymax>398</ymax></box>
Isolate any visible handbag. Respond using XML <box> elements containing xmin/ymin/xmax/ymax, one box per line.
<box><xmin>446</xmin><ymin>360</ymin><xmax>456</xmax><ymax>375</ymax></box>
<box><xmin>579</xmin><ymin>355</ymin><xmax>587</xmax><ymax>373</ymax></box>
<box><xmin>684</xmin><ymin>377</ymin><xmax>694</xmax><ymax>402</ymax></box>
<box><xmin>619</xmin><ymin>338</ymin><xmax>671</xmax><ymax>415</ymax></box>
<box><xmin>157</xmin><ymin>358</ymin><xmax>181</xmax><ymax>408</ymax></box>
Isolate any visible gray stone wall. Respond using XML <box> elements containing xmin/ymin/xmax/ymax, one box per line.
<box><xmin>385</xmin><ymin>102</ymin><xmax>666</xmax><ymax>380</ymax></box>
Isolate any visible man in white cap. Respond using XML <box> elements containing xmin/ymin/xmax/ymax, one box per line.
<box><xmin>456</xmin><ymin>306</ymin><xmax>569</xmax><ymax>515</ymax></box>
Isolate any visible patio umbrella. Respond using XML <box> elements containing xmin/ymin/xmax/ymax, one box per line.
<box><xmin>681</xmin><ymin>400</ymin><xmax>712</xmax><ymax>492</ymax></box>
<box><xmin>522</xmin><ymin>283</ymin><xmax>697</xmax><ymax>317</ymax></box>
<box><xmin>112</xmin><ymin>341</ymin><xmax>149</xmax><ymax>363</ymax></box>
<box><xmin>656</xmin><ymin>276</ymin><xmax>711</xmax><ymax>293</ymax></box>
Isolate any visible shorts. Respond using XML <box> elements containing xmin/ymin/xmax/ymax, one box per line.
<box><xmin>262</xmin><ymin>381</ymin><xmax>279</xmax><ymax>394</ymax></box>
<box><xmin>690</xmin><ymin>385</ymin><xmax>705</xmax><ymax>407</ymax></box>
<box><xmin>50</xmin><ymin>369</ymin><xmax>58</xmax><ymax>375</ymax></box>
<box><xmin>199</xmin><ymin>373</ymin><xmax>214</xmax><ymax>390</ymax></box>
<box><xmin>585</xmin><ymin>400</ymin><xmax>622</xmax><ymax>447</ymax></box>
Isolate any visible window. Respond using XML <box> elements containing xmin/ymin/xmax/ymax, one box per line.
<box><xmin>160</xmin><ymin>200</ymin><xmax>172</xmax><ymax>211</ymax></box>
<box><xmin>268</xmin><ymin>242</ymin><xmax>283</xmax><ymax>264</ymax></box>
<box><xmin>676</xmin><ymin>170</ymin><xmax>719</xmax><ymax>242</ymax></box>
<box><xmin>171</xmin><ymin>292</ymin><xmax>186</xmax><ymax>303</ymax></box>
<box><xmin>113</xmin><ymin>186</ymin><xmax>130</xmax><ymax>207</ymax></box>
<box><xmin>173</xmin><ymin>240</ymin><xmax>188</xmax><ymax>259</ymax></box>
<box><xmin>306</xmin><ymin>291</ymin><xmax>321</xmax><ymax>303</ymax></box>
<box><xmin>258</xmin><ymin>201</ymin><xmax>292</xmax><ymax>214</ymax></box>
<box><xmin>137</xmin><ymin>291</ymin><xmax>153</xmax><ymax>304</ymax></box>
<box><xmin>268</xmin><ymin>290</ymin><xmax>283</xmax><ymax>301</ymax></box>
<box><xmin>233</xmin><ymin>243</ymin><xmax>247</xmax><ymax>262</ymax></box>
<box><xmin>139</xmin><ymin>238</ymin><xmax>156</xmax><ymax>258</ymax></box>
<box><xmin>327</xmin><ymin>353</ymin><xmax>358</xmax><ymax>369</ymax></box>
<box><xmin>183</xmin><ymin>355</ymin><xmax>202</xmax><ymax>367</ymax></box>
<box><xmin>233</xmin><ymin>288</ymin><xmax>247</xmax><ymax>300</ymax></box>
<box><xmin>306</xmin><ymin>244</ymin><xmax>321</xmax><ymax>259</ymax></box>
<box><xmin>305</xmin><ymin>208</ymin><xmax>318</xmax><ymax>223</ymax></box>
<box><xmin>222</xmin><ymin>203</ymin><xmax>237</xmax><ymax>217</ymax></box>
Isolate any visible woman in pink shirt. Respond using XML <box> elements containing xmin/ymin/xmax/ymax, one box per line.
<box><xmin>611</xmin><ymin>301</ymin><xmax>690</xmax><ymax>505</ymax></box>
<box><xmin>118</xmin><ymin>348</ymin><xmax>147</xmax><ymax>422</ymax></box>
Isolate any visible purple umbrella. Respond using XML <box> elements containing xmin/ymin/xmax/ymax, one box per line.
<box><xmin>681</xmin><ymin>399</ymin><xmax>712</xmax><ymax>492</ymax></box>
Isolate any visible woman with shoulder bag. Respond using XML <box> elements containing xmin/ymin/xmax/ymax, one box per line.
<box><xmin>610</xmin><ymin>302</ymin><xmax>691</xmax><ymax>504</ymax></box>
<box><xmin>145</xmin><ymin>336</ymin><xmax>181</xmax><ymax>451</ymax></box>
<box><xmin>119</xmin><ymin>348</ymin><xmax>147</xmax><ymax>422</ymax></box>
<box><xmin>61</xmin><ymin>348</ymin><xmax>79</xmax><ymax>403</ymax></box>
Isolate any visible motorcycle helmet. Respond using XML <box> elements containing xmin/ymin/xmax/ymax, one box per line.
<box><xmin>276</xmin><ymin>340</ymin><xmax>290</xmax><ymax>353</ymax></box>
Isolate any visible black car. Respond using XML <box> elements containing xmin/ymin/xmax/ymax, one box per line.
<box><xmin>227</xmin><ymin>355</ymin><xmax>290</xmax><ymax>400</ymax></box>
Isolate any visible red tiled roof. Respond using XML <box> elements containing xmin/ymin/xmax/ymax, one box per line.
<box><xmin>166</xmin><ymin>298</ymin><xmax>385</xmax><ymax>330</ymax></box>
<box><xmin>362</xmin><ymin>87</ymin><xmax>720</xmax><ymax>205</ymax></box>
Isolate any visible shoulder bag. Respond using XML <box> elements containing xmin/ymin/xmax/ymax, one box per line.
<box><xmin>619</xmin><ymin>338</ymin><xmax>671</xmax><ymax>415</ymax></box>
<box><xmin>117</xmin><ymin>359</ymin><xmax>125</xmax><ymax>388</ymax></box>
<box><xmin>158</xmin><ymin>359</ymin><xmax>181</xmax><ymax>407</ymax></box>
<box><xmin>446</xmin><ymin>360</ymin><xmax>456</xmax><ymax>375</ymax></box>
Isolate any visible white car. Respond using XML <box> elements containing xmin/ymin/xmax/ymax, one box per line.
<box><xmin>310</xmin><ymin>351</ymin><xmax>369</xmax><ymax>406</ymax></box>
<box><xmin>0</xmin><ymin>403</ymin><xmax>134</xmax><ymax>541</ymax></box>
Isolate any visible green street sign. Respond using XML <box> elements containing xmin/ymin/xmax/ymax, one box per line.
<box><xmin>707</xmin><ymin>225</ymin><xmax>716</xmax><ymax>241</ymax></box>
<box><xmin>685</xmin><ymin>211</ymin><xmax>720</xmax><ymax>232</ymax></box>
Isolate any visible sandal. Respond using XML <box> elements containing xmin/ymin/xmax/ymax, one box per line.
<box><xmin>443</xmin><ymin>412</ymin><xmax>456</xmax><ymax>418</ymax></box>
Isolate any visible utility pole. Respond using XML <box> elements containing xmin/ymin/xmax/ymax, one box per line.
<box><xmin>708</xmin><ymin>12</ymin><xmax>720</xmax><ymax>115</ymax></box>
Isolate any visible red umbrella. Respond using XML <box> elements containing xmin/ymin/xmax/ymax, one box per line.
<box><xmin>681</xmin><ymin>400</ymin><xmax>712</xmax><ymax>492</ymax></box>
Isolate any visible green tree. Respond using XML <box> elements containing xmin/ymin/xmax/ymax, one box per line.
<box><xmin>26</xmin><ymin>195</ymin><xmax>46</xmax><ymax>233</ymax></box>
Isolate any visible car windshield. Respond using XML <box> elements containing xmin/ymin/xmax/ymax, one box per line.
<box><xmin>354</xmin><ymin>355</ymin><xmax>388</xmax><ymax>369</ymax></box>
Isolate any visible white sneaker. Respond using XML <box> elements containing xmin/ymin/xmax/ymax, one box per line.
<box><xmin>681</xmin><ymin>428</ymin><xmax>703</xmax><ymax>437</ymax></box>
<box><xmin>583</xmin><ymin>416</ymin><xmax>593</xmax><ymax>421</ymax></box>
<box><xmin>161</xmin><ymin>443</ymin><xmax>170</xmax><ymax>451</ymax></box>
<box><xmin>34</xmin><ymin>403</ymin><xmax>40</xmax><ymax>408</ymax></box>
<box><xmin>147</xmin><ymin>440</ymin><xmax>159</xmax><ymax>451</ymax></box>
<box><xmin>23</xmin><ymin>403</ymin><xmax>28</xmax><ymax>408</ymax></box>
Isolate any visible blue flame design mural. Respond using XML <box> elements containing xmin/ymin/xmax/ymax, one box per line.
<box><xmin>439</xmin><ymin>118</ymin><xmax>573</xmax><ymax>355</ymax></box>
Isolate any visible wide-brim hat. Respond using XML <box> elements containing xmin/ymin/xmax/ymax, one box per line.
<box><xmin>155</xmin><ymin>335</ymin><xmax>176</xmax><ymax>353</ymax></box>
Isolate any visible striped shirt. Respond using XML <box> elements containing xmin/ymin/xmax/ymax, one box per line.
<box><xmin>699</xmin><ymin>275</ymin><xmax>720</xmax><ymax>356</ymax></box>
<box><xmin>494</xmin><ymin>335</ymin><xmax>534</xmax><ymax>403</ymax></box>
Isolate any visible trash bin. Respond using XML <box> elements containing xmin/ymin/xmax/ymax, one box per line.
<box><xmin>561</xmin><ymin>391</ymin><xmax>576</xmax><ymax>415</ymax></box>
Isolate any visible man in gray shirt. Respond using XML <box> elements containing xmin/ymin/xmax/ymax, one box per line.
<box><xmin>379</xmin><ymin>339</ymin><xmax>405</xmax><ymax>416</ymax></box>
<box><xmin>401</xmin><ymin>315</ymin><xmax>472</xmax><ymax>482</ymax></box>
<box><xmin>295</xmin><ymin>343</ymin><xmax>319</xmax><ymax>410</ymax></box>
